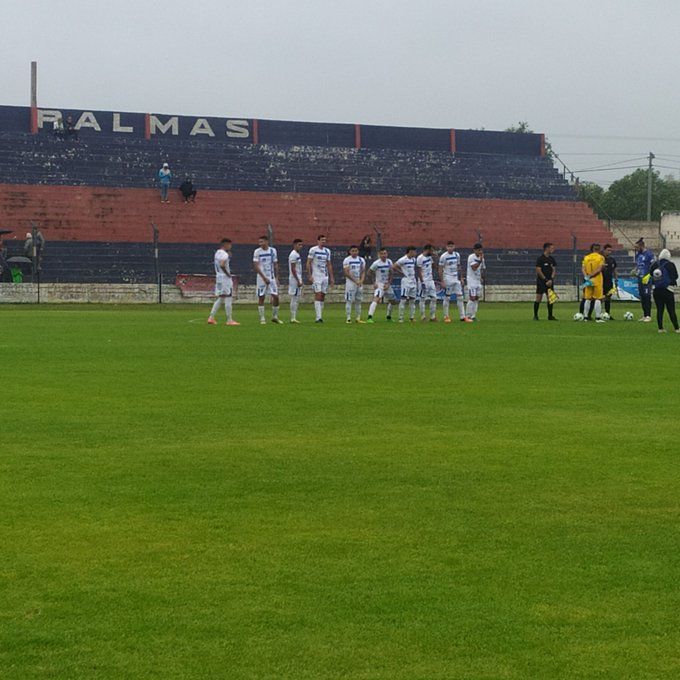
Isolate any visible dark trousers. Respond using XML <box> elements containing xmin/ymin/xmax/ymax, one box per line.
<box><xmin>181</xmin><ymin>190</ymin><xmax>197</xmax><ymax>202</ymax></box>
<box><xmin>638</xmin><ymin>279</ymin><xmax>652</xmax><ymax>317</ymax></box>
<box><xmin>653</xmin><ymin>287</ymin><xmax>679</xmax><ymax>330</ymax></box>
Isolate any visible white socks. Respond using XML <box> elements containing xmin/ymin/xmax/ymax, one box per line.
<box><xmin>409</xmin><ymin>300</ymin><xmax>416</xmax><ymax>319</ymax></box>
<box><xmin>209</xmin><ymin>298</ymin><xmax>222</xmax><ymax>318</ymax></box>
<box><xmin>457</xmin><ymin>298</ymin><xmax>466</xmax><ymax>319</ymax></box>
<box><xmin>466</xmin><ymin>300</ymin><xmax>477</xmax><ymax>318</ymax></box>
<box><xmin>584</xmin><ymin>300</ymin><xmax>592</xmax><ymax>318</ymax></box>
<box><xmin>386</xmin><ymin>302</ymin><xmax>393</xmax><ymax>317</ymax></box>
<box><xmin>429</xmin><ymin>299</ymin><xmax>436</xmax><ymax>319</ymax></box>
<box><xmin>272</xmin><ymin>305</ymin><xmax>279</xmax><ymax>319</ymax></box>
<box><xmin>594</xmin><ymin>299</ymin><xmax>602</xmax><ymax>318</ymax></box>
<box><xmin>290</xmin><ymin>297</ymin><xmax>299</xmax><ymax>321</ymax></box>
<box><xmin>258</xmin><ymin>305</ymin><xmax>265</xmax><ymax>321</ymax></box>
<box><xmin>225</xmin><ymin>297</ymin><xmax>233</xmax><ymax>322</ymax></box>
<box><xmin>443</xmin><ymin>298</ymin><xmax>450</xmax><ymax>317</ymax></box>
<box><xmin>398</xmin><ymin>299</ymin><xmax>406</xmax><ymax>320</ymax></box>
<box><xmin>420</xmin><ymin>298</ymin><xmax>426</xmax><ymax>317</ymax></box>
<box><xmin>345</xmin><ymin>301</ymin><xmax>353</xmax><ymax>320</ymax></box>
<box><xmin>314</xmin><ymin>300</ymin><xmax>324</xmax><ymax>320</ymax></box>
<box><xmin>355</xmin><ymin>301</ymin><xmax>362</xmax><ymax>320</ymax></box>
<box><xmin>368</xmin><ymin>300</ymin><xmax>378</xmax><ymax>317</ymax></box>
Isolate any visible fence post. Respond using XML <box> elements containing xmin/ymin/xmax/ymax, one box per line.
<box><xmin>572</xmin><ymin>233</ymin><xmax>578</xmax><ymax>301</ymax></box>
<box><xmin>151</xmin><ymin>223</ymin><xmax>161</xmax><ymax>303</ymax></box>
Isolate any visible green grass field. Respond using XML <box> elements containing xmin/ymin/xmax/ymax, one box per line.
<box><xmin>2</xmin><ymin>302</ymin><xmax>679</xmax><ymax>679</ymax></box>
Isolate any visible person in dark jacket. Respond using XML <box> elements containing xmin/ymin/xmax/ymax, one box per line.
<box><xmin>359</xmin><ymin>235</ymin><xmax>373</xmax><ymax>262</ymax></box>
<box><xmin>179</xmin><ymin>178</ymin><xmax>197</xmax><ymax>203</ymax></box>
<box><xmin>649</xmin><ymin>248</ymin><xmax>679</xmax><ymax>333</ymax></box>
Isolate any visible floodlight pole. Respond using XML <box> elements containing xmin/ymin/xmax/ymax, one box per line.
<box><xmin>646</xmin><ymin>152</ymin><xmax>655</xmax><ymax>222</ymax></box>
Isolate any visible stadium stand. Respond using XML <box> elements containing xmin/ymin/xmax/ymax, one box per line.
<box><xmin>0</xmin><ymin>105</ymin><xmax>627</xmax><ymax>289</ymax></box>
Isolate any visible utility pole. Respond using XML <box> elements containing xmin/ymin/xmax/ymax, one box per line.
<box><xmin>647</xmin><ymin>151</ymin><xmax>655</xmax><ymax>221</ymax></box>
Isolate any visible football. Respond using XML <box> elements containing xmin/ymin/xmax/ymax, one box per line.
<box><xmin>624</xmin><ymin>311</ymin><xmax>635</xmax><ymax>321</ymax></box>
<box><xmin>601</xmin><ymin>312</ymin><xmax>611</xmax><ymax>320</ymax></box>
<box><xmin>573</xmin><ymin>312</ymin><xmax>584</xmax><ymax>321</ymax></box>
<box><xmin>653</xmin><ymin>268</ymin><xmax>663</xmax><ymax>280</ymax></box>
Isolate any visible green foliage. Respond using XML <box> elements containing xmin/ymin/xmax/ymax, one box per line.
<box><xmin>2</xmin><ymin>303</ymin><xmax>680</xmax><ymax>679</ymax></box>
<box><xmin>579</xmin><ymin>169</ymin><xmax>680</xmax><ymax>220</ymax></box>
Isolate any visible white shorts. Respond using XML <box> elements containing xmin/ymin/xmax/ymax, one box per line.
<box><xmin>256</xmin><ymin>279</ymin><xmax>279</xmax><ymax>297</ymax></box>
<box><xmin>288</xmin><ymin>283</ymin><xmax>302</xmax><ymax>297</ymax></box>
<box><xmin>401</xmin><ymin>281</ymin><xmax>418</xmax><ymax>299</ymax></box>
<box><xmin>373</xmin><ymin>286</ymin><xmax>397</xmax><ymax>301</ymax></box>
<box><xmin>443</xmin><ymin>277</ymin><xmax>463</xmax><ymax>297</ymax></box>
<box><xmin>468</xmin><ymin>284</ymin><xmax>483</xmax><ymax>299</ymax></box>
<box><xmin>420</xmin><ymin>280</ymin><xmax>437</xmax><ymax>299</ymax></box>
<box><xmin>313</xmin><ymin>277</ymin><xmax>329</xmax><ymax>294</ymax></box>
<box><xmin>215</xmin><ymin>275</ymin><xmax>233</xmax><ymax>296</ymax></box>
<box><xmin>345</xmin><ymin>283</ymin><xmax>363</xmax><ymax>302</ymax></box>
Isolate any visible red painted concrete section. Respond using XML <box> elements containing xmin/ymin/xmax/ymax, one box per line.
<box><xmin>0</xmin><ymin>183</ymin><xmax>620</xmax><ymax>248</ymax></box>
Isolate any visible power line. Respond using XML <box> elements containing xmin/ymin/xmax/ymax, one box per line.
<box><xmin>574</xmin><ymin>164</ymin><xmax>647</xmax><ymax>174</ymax></box>
<box><xmin>573</xmin><ymin>157</ymin><xmax>648</xmax><ymax>172</ymax></box>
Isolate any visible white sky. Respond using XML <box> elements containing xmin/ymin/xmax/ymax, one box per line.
<box><xmin>3</xmin><ymin>0</ymin><xmax>680</xmax><ymax>187</ymax></box>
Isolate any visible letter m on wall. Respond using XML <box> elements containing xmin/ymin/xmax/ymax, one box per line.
<box><xmin>149</xmin><ymin>115</ymin><xmax>179</xmax><ymax>136</ymax></box>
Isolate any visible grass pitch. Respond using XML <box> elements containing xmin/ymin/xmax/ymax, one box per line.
<box><xmin>1</xmin><ymin>302</ymin><xmax>679</xmax><ymax>679</ymax></box>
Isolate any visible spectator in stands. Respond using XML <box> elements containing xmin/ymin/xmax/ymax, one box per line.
<box><xmin>179</xmin><ymin>177</ymin><xmax>197</xmax><ymax>203</ymax></box>
<box><xmin>649</xmin><ymin>248</ymin><xmax>679</xmax><ymax>334</ymax></box>
<box><xmin>63</xmin><ymin>115</ymin><xmax>78</xmax><ymax>141</ymax></box>
<box><xmin>24</xmin><ymin>230</ymin><xmax>46</xmax><ymax>270</ymax></box>
<box><xmin>359</xmin><ymin>234</ymin><xmax>373</xmax><ymax>262</ymax></box>
<box><xmin>634</xmin><ymin>237</ymin><xmax>654</xmax><ymax>322</ymax></box>
<box><xmin>158</xmin><ymin>163</ymin><xmax>172</xmax><ymax>203</ymax></box>
<box><xmin>54</xmin><ymin>115</ymin><xmax>65</xmax><ymax>140</ymax></box>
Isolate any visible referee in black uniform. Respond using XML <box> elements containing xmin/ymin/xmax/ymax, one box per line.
<box><xmin>534</xmin><ymin>242</ymin><xmax>557</xmax><ymax>320</ymax></box>
<box><xmin>602</xmin><ymin>244</ymin><xmax>617</xmax><ymax>319</ymax></box>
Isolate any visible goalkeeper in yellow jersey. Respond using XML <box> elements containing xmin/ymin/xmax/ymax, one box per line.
<box><xmin>582</xmin><ymin>243</ymin><xmax>606</xmax><ymax>323</ymax></box>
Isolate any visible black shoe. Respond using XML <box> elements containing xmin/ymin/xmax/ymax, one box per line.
<box><xmin>533</xmin><ymin>316</ymin><xmax>539</xmax><ymax>321</ymax></box>
<box><xmin>548</xmin><ymin>316</ymin><xmax>558</xmax><ymax>321</ymax></box>
<box><xmin>315</xmin><ymin>318</ymin><xmax>324</xmax><ymax>323</ymax></box>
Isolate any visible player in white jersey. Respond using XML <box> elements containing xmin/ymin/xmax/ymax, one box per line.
<box><xmin>393</xmin><ymin>246</ymin><xmax>418</xmax><ymax>323</ymax></box>
<box><xmin>253</xmin><ymin>235</ymin><xmax>282</xmax><ymax>324</ymax></box>
<box><xmin>416</xmin><ymin>244</ymin><xmax>438</xmax><ymax>321</ymax></box>
<box><xmin>287</xmin><ymin>239</ymin><xmax>304</xmax><ymax>323</ymax></box>
<box><xmin>306</xmin><ymin>234</ymin><xmax>334</xmax><ymax>323</ymax></box>
<box><xmin>367</xmin><ymin>247</ymin><xmax>396</xmax><ymax>322</ymax></box>
<box><xmin>208</xmin><ymin>238</ymin><xmax>240</xmax><ymax>326</ymax></box>
<box><xmin>438</xmin><ymin>240</ymin><xmax>471</xmax><ymax>323</ymax></box>
<box><xmin>466</xmin><ymin>242</ymin><xmax>485</xmax><ymax>321</ymax></box>
<box><xmin>342</xmin><ymin>245</ymin><xmax>366</xmax><ymax>323</ymax></box>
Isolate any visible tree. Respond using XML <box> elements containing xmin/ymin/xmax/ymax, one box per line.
<box><xmin>577</xmin><ymin>169</ymin><xmax>680</xmax><ymax>221</ymax></box>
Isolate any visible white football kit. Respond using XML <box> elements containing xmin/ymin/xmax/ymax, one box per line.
<box><xmin>253</xmin><ymin>246</ymin><xmax>279</xmax><ymax>296</ymax></box>
<box><xmin>439</xmin><ymin>250</ymin><xmax>464</xmax><ymax>297</ymax></box>
<box><xmin>308</xmin><ymin>245</ymin><xmax>332</xmax><ymax>294</ymax></box>
<box><xmin>416</xmin><ymin>253</ymin><xmax>437</xmax><ymax>299</ymax></box>
<box><xmin>343</xmin><ymin>255</ymin><xmax>365</xmax><ymax>302</ymax></box>
<box><xmin>370</xmin><ymin>258</ymin><xmax>396</xmax><ymax>300</ymax></box>
<box><xmin>467</xmin><ymin>253</ymin><xmax>485</xmax><ymax>298</ymax></box>
<box><xmin>214</xmin><ymin>249</ymin><xmax>233</xmax><ymax>296</ymax></box>
<box><xmin>396</xmin><ymin>255</ymin><xmax>418</xmax><ymax>299</ymax></box>
<box><xmin>288</xmin><ymin>249</ymin><xmax>303</xmax><ymax>296</ymax></box>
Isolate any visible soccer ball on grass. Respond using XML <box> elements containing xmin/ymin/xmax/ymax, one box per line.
<box><xmin>573</xmin><ymin>312</ymin><xmax>584</xmax><ymax>321</ymax></box>
<box><xmin>623</xmin><ymin>311</ymin><xmax>635</xmax><ymax>321</ymax></box>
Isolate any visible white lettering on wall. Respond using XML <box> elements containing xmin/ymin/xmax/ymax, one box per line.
<box><xmin>75</xmin><ymin>112</ymin><xmax>101</xmax><ymax>131</ymax></box>
<box><xmin>226</xmin><ymin>119</ymin><xmax>250</xmax><ymax>138</ymax></box>
<box><xmin>38</xmin><ymin>109</ymin><xmax>62</xmax><ymax>129</ymax></box>
<box><xmin>112</xmin><ymin>113</ymin><xmax>134</xmax><ymax>133</ymax></box>
<box><xmin>150</xmin><ymin>115</ymin><xmax>179</xmax><ymax>136</ymax></box>
<box><xmin>190</xmin><ymin>118</ymin><xmax>215</xmax><ymax>137</ymax></box>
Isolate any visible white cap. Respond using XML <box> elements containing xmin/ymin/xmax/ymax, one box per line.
<box><xmin>26</xmin><ymin>232</ymin><xmax>32</xmax><ymax>238</ymax></box>
<box><xmin>162</xmin><ymin>162</ymin><xmax>169</xmax><ymax>167</ymax></box>
<box><xmin>659</xmin><ymin>248</ymin><xmax>671</xmax><ymax>261</ymax></box>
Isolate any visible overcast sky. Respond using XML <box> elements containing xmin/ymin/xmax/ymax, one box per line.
<box><xmin>4</xmin><ymin>0</ymin><xmax>680</xmax><ymax>187</ymax></box>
